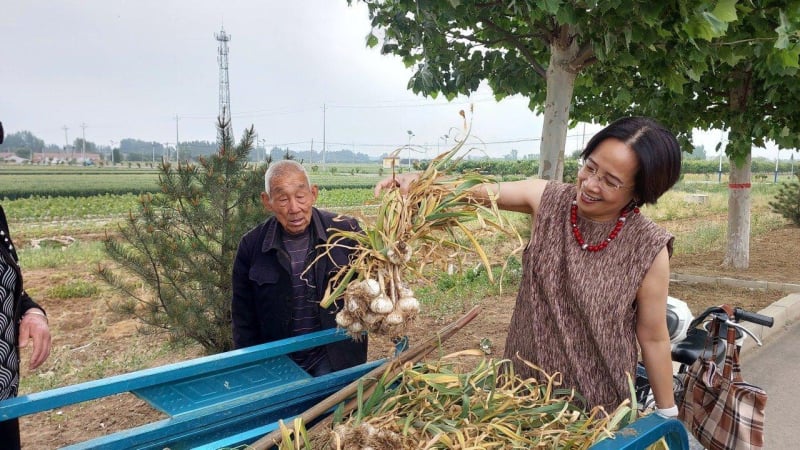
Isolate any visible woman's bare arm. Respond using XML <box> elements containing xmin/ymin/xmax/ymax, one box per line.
<box><xmin>374</xmin><ymin>173</ymin><xmax>548</xmax><ymax>216</ymax></box>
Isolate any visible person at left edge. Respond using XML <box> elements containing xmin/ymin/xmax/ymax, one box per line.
<box><xmin>231</xmin><ymin>160</ymin><xmax>367</xmax><ymax>376</ymax></box>
<box><xmin>0</xmin><ymin>120</ymin><xmax>53</xmax><ymax>450</ymax></box>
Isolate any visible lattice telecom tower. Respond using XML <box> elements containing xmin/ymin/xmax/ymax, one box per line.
<box><xmin>215</xmin><ymin>26</ymin><xmax>232</xmax><ymax>133</ymax></box>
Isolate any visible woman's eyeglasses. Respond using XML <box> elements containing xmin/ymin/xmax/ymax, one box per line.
<box><xmin>579</xmin><ymin>161</ymin><xmax>631</xmax><ymax>191</ymax></box>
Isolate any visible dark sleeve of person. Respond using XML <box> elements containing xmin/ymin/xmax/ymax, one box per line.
<box><xmin>0</xmin><ymin>205</ymin><xmax>45</xmax><ymax>317</ymax></box>
<box><xmin>20</xmin><ymin>290</ymin><xmax>44</xmax><ymax>315</ymax></box>
<box><xmin>231</xmin><ymin>236</ymin><xmax>260</xmax><ymax>349</ymax></box>
<box><xmin>323</xmin><ymin>215</ymin><xmax>368</xmax><ymax>370</ymax></box>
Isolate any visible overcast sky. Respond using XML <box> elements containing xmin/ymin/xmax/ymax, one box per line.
<box><xmin>1</xmin><ymin>1</ymin><xmax>790</xmax><ymax>160</ymax></box>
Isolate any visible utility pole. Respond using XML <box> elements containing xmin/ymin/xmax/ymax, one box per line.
<box><xmin>406</xmin><ymin>130</ymin><xmax>414</xmax><ymax>169</ymax></box>
<box><xmin>774</xmin><ymin>149</ymin><xmax>780</xmax><ymax>184</ymax></box>
<box><xmin>175</xmin><ymin>115</ymin><xmax>180</xmax><ymax>163</ymax></box>
<box><xmin>322</xmin><ymin>104</ymin><xmax>327</xmax><ymax>169</ymax></box>
<box><xmin>258</xmin><ymin>138</ymin><xmax>266</xmax><ymax>163</ymax></box>
<box><xmin>62</xmin><ymin>125</ymin><xmax>69</xmax><ymax>159</ymax></box>
<box><xmin>110</xmin><ymin>140</ymin><xmax>116</xmax><ymax>166</ymax></box>
<box><xmin>80</xmin><ymin>122</ymin><xmax>87</xmax><ymax>165</ymax></box>
<box><xmin>581</xmin><ymin>122</ymin><xmax>587</xmax><ymax>150</ymax></box>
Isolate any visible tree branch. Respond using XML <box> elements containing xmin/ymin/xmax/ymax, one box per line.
<box><xmin>481</xmin><ymin>17</ymin><xmax>548</xmax><ymax>78</ymax></box>
<box><xmin>570</xmin><ymin>43</ymin><xmax>597</xmax><ymax>71</ymax></box>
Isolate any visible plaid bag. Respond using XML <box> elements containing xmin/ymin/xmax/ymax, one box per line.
<box><xmin>678</xmin><ymin>308</ymin><xmax>767</xmax><ymax>450</ymax></box>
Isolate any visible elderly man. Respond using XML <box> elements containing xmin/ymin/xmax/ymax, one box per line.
<box><xmin>231</xmin><ymin>160</ymin><xmax>367</xmax><ymax>376</ymax></box>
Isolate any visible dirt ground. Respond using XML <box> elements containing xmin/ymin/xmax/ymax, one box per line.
<box><xmin>16</xmin><ymin>225</ymin><xmax>800</xmax><ymax>449</ymax></box>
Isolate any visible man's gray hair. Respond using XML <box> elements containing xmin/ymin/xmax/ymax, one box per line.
<box><xmin>264</xmin><ymin>160</ymin><xmax>312</xmax><ymax>196</ymax></box>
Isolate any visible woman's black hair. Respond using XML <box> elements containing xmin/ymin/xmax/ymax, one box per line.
<box><xmin>580</xmin><ymin>117</ymin><xmax>682</xmax><ymax>205</ymax></box>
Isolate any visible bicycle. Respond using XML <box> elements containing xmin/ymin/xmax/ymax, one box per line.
<box><xmin>635</xmin><ymin>302</ymin><xmax>774</xmax><ymax>411</ymax></box>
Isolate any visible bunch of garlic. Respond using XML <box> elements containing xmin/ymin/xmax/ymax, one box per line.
<box><xmin>335</xmin><ymin>277</ymin><xmax>420</xmax><ymax>337</ymax></box>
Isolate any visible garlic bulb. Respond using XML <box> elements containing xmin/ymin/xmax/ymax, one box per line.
<box><xmin>370</xmin><ymin>293</ymin><xmax>394</xmax><ymax>314</ymax></box>
<box><xmin>385</xmin><ymin>311</ymin><xmax>404</xmax><ymax>325</ymax></box>
<box><xmin>397</xmin><ymin>285</ymin><xmax>414</xmax><ymax>299</ymax></box>
<box><xmin>348</xmin><ymin>321</ymin><xmax>364</xmax><ymax>333</ymax></box>
<box><xmin>362</xmin><ymin>312</ymin><xmax>383</xmax><ymax>326</ymax></box>
<box><xmin>397</xmin><ymin>296</ymin><xmax>420</xmax><ymax>314</ymax></box>
<box><xmin>335</xmin><ymin>311</ymin><xmax>354</xmax><ymax>328</ymax></box>
<box><xmin>363</xmin><ymin>278</ymin><xmax>381</xmax><ymax>297</ymax></box>
<box><xmin>386</xmin><ymin>248</ymin><xmax>401</xmax><ymax>265</ymax></box>
<box><xmin>346</xmin><ymin>298</ymin><xmax>361</xmax><ymax>313</ymax></box>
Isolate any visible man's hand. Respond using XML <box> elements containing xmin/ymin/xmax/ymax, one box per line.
<box><xmin>19</xmin><ymin>309</ymin><xmax>51</xmax><ymax>370</ymax></box>
<box><xmin>373</xmin><ymin>173</ymin><xmax>420</xmax><ymax>197</ymax></box>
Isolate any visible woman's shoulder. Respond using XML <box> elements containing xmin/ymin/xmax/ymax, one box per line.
<box><xmin>539</xmin><ymin>181</ymin><xmax>574</xmax><ymax>210</ymax></box>
<box><xmin>629</xmin><ymin>213</ymin><xmax>674</xmax><ymax>256</ymax></box>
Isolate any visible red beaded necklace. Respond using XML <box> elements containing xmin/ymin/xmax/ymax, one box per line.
<box><xmin>570</xmin><ymin>200</ymin><xmax>639</xmax><ymax>252</ymax></box>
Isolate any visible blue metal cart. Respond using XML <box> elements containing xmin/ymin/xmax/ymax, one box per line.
<box><xmin>0</xmin><ymin>328</ymin><xmax>689</xmax><ymax>449</ymax></box>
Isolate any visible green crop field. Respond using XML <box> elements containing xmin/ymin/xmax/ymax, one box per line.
<box><xmin>0</xmin><ymin>163</ymin><xmax>390</xmax><ymax>199</ymax></box>
<box><xmin>0</xmin><ymin>166</ymin><xmax>160</xmax><ymax>199</ymax></box>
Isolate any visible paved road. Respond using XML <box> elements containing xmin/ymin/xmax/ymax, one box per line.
<box><xmin>742</xmin><ymin>319</ymin><xmax>800</xmax><ymax>450</ymax></box>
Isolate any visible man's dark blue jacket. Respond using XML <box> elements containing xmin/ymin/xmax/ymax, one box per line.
<box><xmin>231</xmin><ymin>207</ymin><xmax>367</xmax><ymax>371</ymax></box>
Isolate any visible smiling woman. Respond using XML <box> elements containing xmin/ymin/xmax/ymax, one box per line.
<box><xmin>376</xmin><ymin>116</ymin><xmax>684</xmax><ymax>417</ymax></box>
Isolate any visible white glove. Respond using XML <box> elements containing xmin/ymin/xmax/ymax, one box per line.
<box><xmin>655</xmin><ymin>405</ymin><xmax>679</xmax><ymax>419</ymax></box>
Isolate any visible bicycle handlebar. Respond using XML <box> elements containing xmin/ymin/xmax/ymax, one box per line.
<box><xmin>688</xmin><ymin>305</ymin><xmax>774</xmax><ymax>330</ymax></box>
<box><xmin>734</xmin><ymin>307</ymin><xmax>774</xmax><ymax>327</ymax></box>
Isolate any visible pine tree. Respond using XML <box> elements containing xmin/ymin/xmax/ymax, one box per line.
<box><xmin>770</xmin><ymin>173</ymin><xmax>800</xmax><ymax>227</ymax></box>
<box><xmin>99</xmin><ymin>120</ymin><xmax>268</xmax><ymax>353</ymax></box>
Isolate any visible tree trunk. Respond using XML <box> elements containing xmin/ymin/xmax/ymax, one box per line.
<box><xmin>723</xmin><ymin>152</ymin><xmax>751</xmax><ymax>269</ymax></box>
<box><xmin>539</xmin><ymin>39</ymin><xmax>579</xmax><ymax>181</ymax></box>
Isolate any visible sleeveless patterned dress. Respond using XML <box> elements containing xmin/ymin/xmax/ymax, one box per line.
<box><xmin>503</xmin><ymin>181</ymin><xmax>673</xmax><ymax>411</ymax></box>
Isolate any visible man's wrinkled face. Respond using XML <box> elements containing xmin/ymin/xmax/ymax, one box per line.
<box><xmin>261</xmin><ymin>170</ymin><xmax>318</xmax><ymax>235</ymax></box>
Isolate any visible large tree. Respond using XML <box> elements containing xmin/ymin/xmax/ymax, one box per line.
<box><xmin>351</xmin><ymin>0</ymin><xmax>736</xmax><ymax>180</ymax></box>
<box><xmin>573</xmin><ymin>1</ymin><xmax>800</xmax><ymax>268</ymax></box>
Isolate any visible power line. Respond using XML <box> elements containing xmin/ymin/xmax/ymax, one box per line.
<box><xmin>263</xmin><ymin>132</ymin><xmax>594</xmax><ymax>152</ymax></box>
<box><xmin>176</xmin><ymin>95</ymin><xmax>498</xmax><ymax>121</ymax></box>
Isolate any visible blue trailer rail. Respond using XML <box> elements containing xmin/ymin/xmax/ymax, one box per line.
<box><xmin>0</xmin><ymin>326</ymin><xmax>689</xmax><ymax>449</ymax></box>
<box><xmin>591</xmin><ymin>413</ymin><xmax>690</xmax><ymax>449</ymax></box>
<box><xmin>0</xmin><ymin>328</ymin><xmax>384</xmax><ymax>449</ymax></box>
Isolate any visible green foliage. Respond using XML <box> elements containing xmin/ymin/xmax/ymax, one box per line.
<box><xmin>19</xmin><ymin>242</ymin><xmax>106</xmax><ymax>270</ymax></box>
<box><xmin>769</xmin><ymin>173</ymin><xmax>800</xmax><ymax>225</ymax></box>
<box><xmin>354</xmin><ymin>0</ymin><xmax>737</xmax><ymax>179</ymax></box>
<box><xmin>48</xmin><ymin>279</ymin><xmax>99</xmax><ymax>299</ymax></box>
<box><xmin>3</xmin><ymin>194</ymin><xmax>139</xmax><ymax>220</ymax></box>
<box><xmin>417</xmin><ymin>256</ymin><xmax>522</xmax><ymax>316</ymax></box>
<box><xmin>316</xmin><ymin>188</ymin><xmax>374</xmax><ymax>207</ymax></box>
<box><xmin>575</xmin><ymin>2</ymin><xmax>800</xmax><ymax>166</ymax></box>
<box><xmin>99</xmin><ymin>120</ymin><xmax>268</xmax><ymax>354</ymax></box>
<box><xmin>0</xmin><ymin>167</ymin><xmax>159</xmax><ymax>199</ymax></box>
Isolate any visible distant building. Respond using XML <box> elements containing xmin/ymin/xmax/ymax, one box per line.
<box><xmin>0</xmin><ymin>151</ymin><xmax>102</xmax><ymax>165</ymax></box>
<box><xmin>382</xmin><ymin>156</ymin><xmax>400</xmax><ymax>169</ymax></box>
<box><xmin>0</xmin><ymin>153</ymin><xmax>29</xmax><ymax>164</ymax></box>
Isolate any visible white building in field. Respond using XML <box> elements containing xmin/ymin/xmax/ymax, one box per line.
<box><xmin>382</xmin><ymin>156</ymin><xmax>400</xmax><ymax>169</ymax></box>
<box><xmin>0</xmin><ymin>153</ymin><xmax>29</xmax><ymax>164</ymax></box>
<box><xmin>0</xmin><ymin>151</ymin><xmax>102</xmax><ymax>165</ymax></box>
